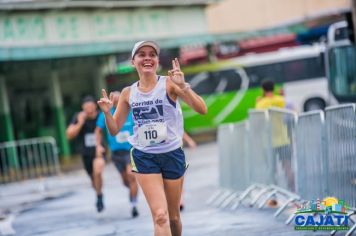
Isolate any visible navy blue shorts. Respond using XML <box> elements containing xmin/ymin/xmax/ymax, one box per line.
<box><xmin>130</xmin><ymin>147</ymin><xmax>188</xmax><ymax>179</ymax></box>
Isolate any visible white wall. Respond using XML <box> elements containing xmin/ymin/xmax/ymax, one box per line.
<box><xmin>206</xmin><ymin>0</ymin><xmax>350</xmax><ymax>33</ymax></box>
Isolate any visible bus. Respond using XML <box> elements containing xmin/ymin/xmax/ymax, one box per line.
<box><xmin>181</xmin><ymin>44</ymin><xmax>328</xmax><ymax>133</ymax></box>
<box><xmin>325</xmin><ymin>20</ymin><xmax>356</xmax><ymax>103</ymax></box>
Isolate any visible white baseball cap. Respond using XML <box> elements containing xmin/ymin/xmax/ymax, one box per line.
<box><xmin>131</xmin><ymin>40</ymin><xmax>160</xmax><ymax>59</ymax></box>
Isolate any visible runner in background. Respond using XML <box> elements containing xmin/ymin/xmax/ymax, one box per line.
<box><xmin>66</xmin><ymin>96</ymin><xmax>106</xmax><ymax>213</ymax></box>
<box><xmin>95</xmin><ymin>91</ymin><xmax>139</xmax><ymax>218</ymax></box>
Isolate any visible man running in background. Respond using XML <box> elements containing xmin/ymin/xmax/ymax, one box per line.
<box><xmin>95</xmin><ymin>91</ymin><xmax>139</xmax><ymax>218</ymax></box>
<box><xmin>66</xmin><ymin>96</ymin><xmax>105</xmax><ymax>213</ymax></box>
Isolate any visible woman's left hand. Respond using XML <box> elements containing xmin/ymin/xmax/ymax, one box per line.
<box><xmin>168</xmin><ymin>58</ymin><xmax>186</xmax><ymax>89</ymax></box>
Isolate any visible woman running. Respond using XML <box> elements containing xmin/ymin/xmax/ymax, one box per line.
<box><xmin>97</xmin><ymin>40</ymin><xmax>207</xmax><ymax>236</ymax></box>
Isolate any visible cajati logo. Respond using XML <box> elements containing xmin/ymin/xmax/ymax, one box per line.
<box><xmin>294</xmin><ymin>197</ymin><xmax>350</xmax><ymax>231</ymax></box>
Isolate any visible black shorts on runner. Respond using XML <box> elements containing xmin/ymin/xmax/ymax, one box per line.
<box><xmin>111</xmin><ymin>150</ymin><xmax>131</xmax><ymax>173</ymax></box>
<box><xmin>82</xmin><ymin>154</ymin><xmax>95</xmax><ymax>177</ymax></box>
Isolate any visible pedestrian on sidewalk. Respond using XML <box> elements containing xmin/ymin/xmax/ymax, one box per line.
<box><xmin>255</xmin><ymin>79</ymin><xmax>285</xmax><ymax>110</ymax></box>
<box><xmin>97</xmin><ymin>40</ymin><xmax>207</xmax><ymax>236</ymax></box>
<box><xmin>66</xmin><ymin>96</ymin><xmax>106</xmax><ymax>213</ymax></box>
<box><xmin>255</xmin><ymin>79</ymin><xmax>294</xmax><ymax>202</ymax></box>
<box><xmin>95</xmin><ymin>91</ymin><xmax>139</xmax><ymax>218</ymax></box>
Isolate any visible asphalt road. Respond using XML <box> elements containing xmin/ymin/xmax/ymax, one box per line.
<box><xmin>0</xmin><ymin>143</ymin><xmax>344</xmax><ymax>236</ymax></box>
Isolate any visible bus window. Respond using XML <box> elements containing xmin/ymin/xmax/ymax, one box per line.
<box><xmin>244</xmin><ymin>55</ymin><xmax>325</xmax><ymax>86</ymax></box>
<box><xmin>334</xmin><ymin>26</ymin><xmax>349</xmax><ymax>41</ymax></box>
<box><xmin>282</xmin><ymin>56</ymin><xmax>325</xmax><ymax>82</ymax></box>
<box><xmin>244</xmin><ymin>63</ymin><xmax>284</xmax><ymax>86</ymax></box>
<box><xmin>185</xmin><ymin>69</ymin><xmax>242</xmax><ymax>95</ymax></box>
<box><xmin>212</xmin><ymin>69</ymin><xmax>242</xmax><ymax>92</ymax></box>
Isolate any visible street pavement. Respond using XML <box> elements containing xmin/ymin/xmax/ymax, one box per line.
<box><xmin>0</xmin><ymin>142</ymin><xmax>345</xmax><ymax>236</ymax></box>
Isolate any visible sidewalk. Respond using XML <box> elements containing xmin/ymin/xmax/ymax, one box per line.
<box><xmin>0</xmin><ymin>143</ymin><xmax>335</xmax><ymax>236</ymax></box>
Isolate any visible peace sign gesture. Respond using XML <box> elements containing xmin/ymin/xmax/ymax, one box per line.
<box><xmin>97</xmin><ymin>89</ymin><xmax>113</xmax><ymax>113</ymax></box>
<box><xmin>168</xmin><ymin>58</ymin><xmax>185</xmax><ymax>89</ymax></box>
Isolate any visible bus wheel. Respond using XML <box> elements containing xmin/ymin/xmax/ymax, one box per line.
<box><xmin>303</xmin><ymin>98</ymin><xmax>326</xmax><ymax>112</ymax></box>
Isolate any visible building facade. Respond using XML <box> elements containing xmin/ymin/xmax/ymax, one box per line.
<box><xmin>0</xmin><ymin>0</ymin><xmax>352</xmax><ymax>160</ymax></box>
<box><xmin>0</xmin><ymin>0</ymin><xmax>216</xmax><ymax>158</ymax></box>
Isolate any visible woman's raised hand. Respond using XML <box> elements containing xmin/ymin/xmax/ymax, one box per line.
<box><xmin>97</xmin><ymin>89</ymin><xmax>113</xmax><ymax>113</ymax></box>
<box><xmin>168</xmin><ymin>58</ymin><xmax>185</xmax><ymax>88</ymax></box>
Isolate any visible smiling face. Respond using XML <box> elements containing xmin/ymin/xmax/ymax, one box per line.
<box><xmin>131</xmin><ymin>46</ymin><xmax>159</xmax><ymax>75</ymax></box>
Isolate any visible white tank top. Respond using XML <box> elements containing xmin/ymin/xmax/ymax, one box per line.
<box><xmin>128</xmin><ymin>76</ymin><xmax>184</xmax><ymax>153</ymax></box>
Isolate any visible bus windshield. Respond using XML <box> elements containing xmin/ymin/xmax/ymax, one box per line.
<box><xmin>328</xmin><ymin>45</ymin><xmax>356</xmax><ymax>101</ymax></box>
<box><xmin>326</xmin><ymin>20</ymin><xmax>356</xmax><ymax>102</ymax></box>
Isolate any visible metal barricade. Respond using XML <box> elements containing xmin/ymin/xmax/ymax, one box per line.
<box><xmin>214</xmin><ymin>122</ymin><xmax>249</xmax><ymax>208</ymax></box>
<box><xmin>325</xmin><ymin>104</ymin><xmax>356</xmax><ymax>208</ymax></box>
<box><xmin>247</xmin><ymin>110</ymin><xmax>274</xmax><ymax>185</ymax></box>
<box><xmin>295</xmin><ymin>110</ymin><xmax>328</xmax><ymax>200</ymax></box>
<box><xmin>218</xmin><ymin>122</ymin><xmax>249</xmax><ymax>190</ymax></box>
<box><xmin>216</xmin><ymin>103</ymin><xmax>356</xmax><ymax>236</ymax></box>
<box><xmin>268</xmin><ymin>108</ymin><xmax>297</xmax><ymax>193</ymax></box>
<box><xmin>0</xmin><ymin>136</ymin><xmax>60</xmax><ymax>183</ymax></box>
<box><xmin>217</xmin><ymin>123</ymin><xmax>235</xmax><ymax>189</ymax></box>
<box><xmin>230</xmin><ymin>122</ymin><xmax>249</xmax><ymax>191</ymax></box>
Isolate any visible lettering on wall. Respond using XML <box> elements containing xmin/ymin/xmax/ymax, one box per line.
<box><xmin>0</xmin><ymin>8</ymin><xmax>207</xmax><ymax>47</ymax></box>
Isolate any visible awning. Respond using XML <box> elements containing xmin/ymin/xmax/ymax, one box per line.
<box><xmin>0</xmin><ymin>24</ymin><xmax>305</xmax><ymax>61</ymax></box>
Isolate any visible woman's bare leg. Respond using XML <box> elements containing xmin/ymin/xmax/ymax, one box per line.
<box><xmin>135</xmin><ymin>173</ymin><xmax>172</xmax><ymax>236</ymax></box>
<box><xmin>164</xmin><ymin>177</ymin><xmax>184</xmax><ymax>236</ymax></box>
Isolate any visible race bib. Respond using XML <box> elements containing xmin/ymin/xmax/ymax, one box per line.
<box><xmin>84</xmin><ymin>133</ymin><xmax>96</xmax><ymax>147</ymax></box>
<box><xmin>116</xmin><ymin>131</ymin><xmax>130</xmax><ymax>143</ymax></box>
<box><xmin>137</xmin><ymin>122</ymin><xmax>167</xmax><ymax>147</ymax></box>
